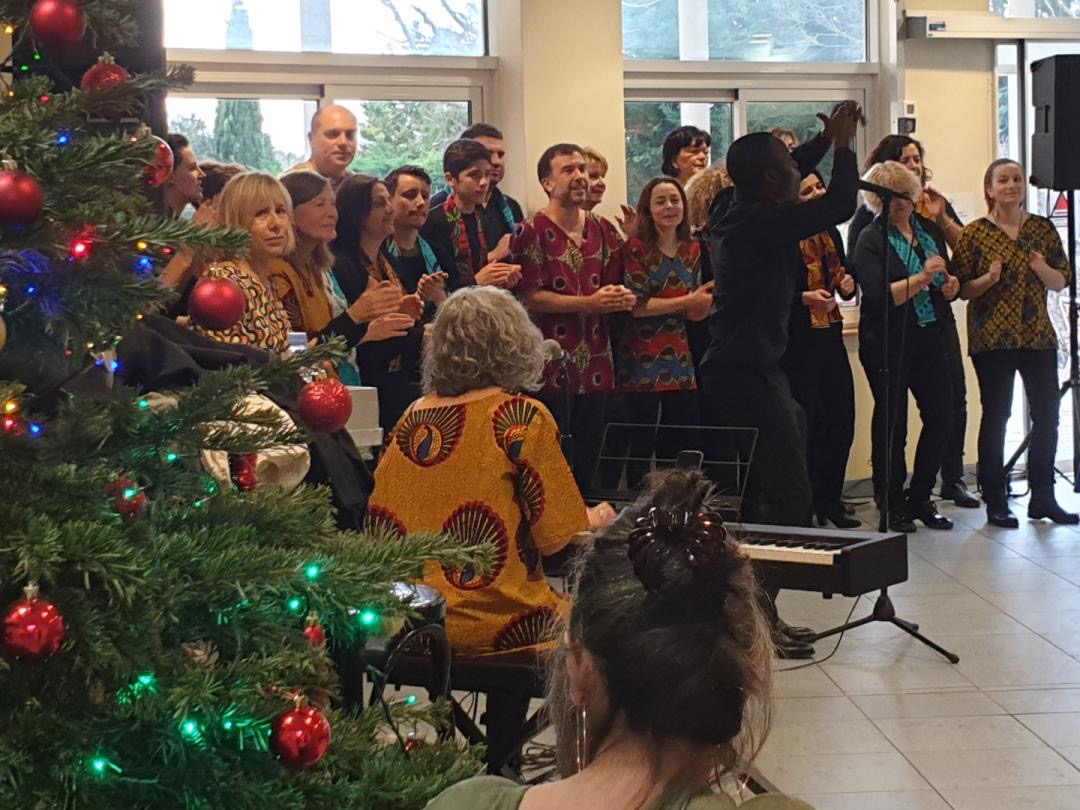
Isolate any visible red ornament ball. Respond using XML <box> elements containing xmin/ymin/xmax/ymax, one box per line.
<box><xmin>108</xmin><ymin>478</ymin><xmax>147</xmax><ymax>518</ymax></box>
<box><xmin>298</xmin><ymin>379</ymin><xmax>353</xmax><ymax>433</ymax></box>
<box><xmin>189</xmin><ymin>277</ymin><xmax>246</xmax><ymax>331</ymax></box>
<box><xmin>0</xmin><ymin>170</ymin><xmax>45</xmax><ymax>226</ymax></box>
<box><xmin>30</xmin><ymin>0</ymin><xmax>86</xmax><ymax>47</ymax></box>
<box><xmin>229</xmin><ymin>453</ymin><xmax>258</xmax><ymax>492</ymax></box>
<box><xmin>145</xmin><ymin>136</ymin><xmax>174</xmax><ymax>188</ymax></box>
<box><xmin>4</xmin><ymin>589</ymin><xmax>66</xmax><ymax>661</ymax></box>
<box><xmin>271</xmin><ymin>705</ymin><xmax>331</xmax><ymax>769</ymax></box>
<box><xmin>403</xmin><ymin>733</ymin><xmax>426</xmax><ymax>755</ymax></box>
<box><xmin>303</xmin><ymin>619</ymin><xmax>326</xmax><ymax>647</ymax></box>
<box><xmin>80</xmin><ymin>53</ymin><xmax>130</xmax><ymax>92</ymax></box>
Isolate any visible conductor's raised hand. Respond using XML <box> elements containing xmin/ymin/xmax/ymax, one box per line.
<box><xmin>818</xmin><ymin>100</ymin><xmax>864</xmax><ymax>147</ymax></box>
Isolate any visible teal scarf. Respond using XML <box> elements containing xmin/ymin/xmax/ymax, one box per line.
<box><xmin>386</xmin><ymin>235</ymin><xmax>439</xmax><ymax>276</ymax></box>
<box><xmin>887</xmin><ymin>220</ymin><xmax>943</xmax><ymax>327</ymax></box>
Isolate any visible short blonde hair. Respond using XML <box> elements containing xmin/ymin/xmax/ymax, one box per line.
<box><xmin>685</xmin><ymin>162</ymin><xmax>733</xmax><ymax>230</ymax></box>
<box><xmin>422</xmin><ymin>287</ymin><xmax>546</xmax><ymax>397</ymax></box>
<box><xmin>218</xmin><ymin>172</ymin><xmax>296</xmax><ymax>255</ymax></box>
<box><xmin>581</xmin><ymin>146</ymin><xmax>609</xmax><ymax>175</ymax></box>
<box><xmin>860</xmin><ymin>161</ymin><xmax>923</xmax><ymax>214</ymax></box>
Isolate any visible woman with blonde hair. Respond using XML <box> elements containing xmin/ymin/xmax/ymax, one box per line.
<box><xmin>368</xmin><ymin>286</ymin><xmax>614</xmax><ymax>771</ymax></box>
<box><xmin>684</xmin><ymin>163</ymin><xmax>732</xmax><ymax>232</ymax></box>
<box><xmin>427</xmin><ymin>470</ymin><xmax>812</xmax><ymax>810</ymax></box>
<box><xmin>854</xmin><ymin>161</ymin><xmax>960</xmax><ymax>533</ymax></box>
<box><xmin>954</xmin><ymin>158</ymin><xmax>1075</xmax><ymax>527</ymax></box>
<box><xmin>189</xmin><ymin>171</ymin><xmax>294</xmax><ymax>353</ymax></box>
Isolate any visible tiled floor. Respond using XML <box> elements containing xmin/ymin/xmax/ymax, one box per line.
<box><xmin>763</xmin><ymin>484</ymin><xmax>1080</xmax><ymax>809</ymax></box>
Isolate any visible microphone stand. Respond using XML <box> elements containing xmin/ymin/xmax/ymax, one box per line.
<box><xmin>808</xmin><ymin>191</ymin><xmax>960</xmax><ymax>664</ymax></box>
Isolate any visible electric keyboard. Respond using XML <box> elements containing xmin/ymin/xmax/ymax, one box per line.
<box><xmin>731</xmin><ymin>522</ymin><xmax>908</xmax><ymax>598</ymax></box>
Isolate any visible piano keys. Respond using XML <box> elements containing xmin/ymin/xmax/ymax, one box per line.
<box><xmin>731</xmin><ymin>522</ymin><xmax>908</xmax><ymax>598</ymax></box>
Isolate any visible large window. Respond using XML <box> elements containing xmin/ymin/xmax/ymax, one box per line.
<box><xmin>991</xmin><ymin>0</ymin><xmax>1080</xmax><ymax>19</ymax></box>
<box><xmin>746</xmin><ymin>100</ymin><xmax>840</xmax><ymax>179</ymax></box>
<box><xmin>163</xmin><ymin>0</ymin><xmax>485</xmax><ymax>55</ymax></box>
<box><xmin>622</xmin><ymin>0</ymin><xmax>867</xmax><ymax>62</ymax></box>
<box><xmin>166</xmin><ymin>96</ymin><xmax>315</xmax><ymax>174</ymax></box>
<box><xmin>333</xmin><ymin>99</ymin><xmax>471</xmax><ymax>189</ymax></box>
<box><xmin>624</xmin><ymin>101</ymin><xmax>733</xmax><ymax>202</ymax></box>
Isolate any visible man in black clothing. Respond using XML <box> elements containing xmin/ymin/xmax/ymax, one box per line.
<box><xmin>430</xmin><ymin>123</ymin><xmax>525</xmax><ymax>259</ymax></box>
<box><xmin>701</xmin><ymin>102</ymin><xmax>862</xmax><ymax>528</ymax></box>
<box><xmin>384</xmin><ymin>164</ymin><xmax>451</xmax><ymax>301</ymax></box>
<box><xmin>421</xmin><ymin>139</ymin><xmax>521</xmax><ymax>292</ymax></box>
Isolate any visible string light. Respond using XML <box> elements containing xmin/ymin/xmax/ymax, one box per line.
<box><xmin>136</xmin><ymin>256</ymin><xmax>153</xmax><ymax>272</ymax></box>
<box><xmin>303</xmin><ymin>563</ymin><xmax>321</xmax><ymax>582</ymax></box>
<box><xmin>358</xmin><ymin>608</ymin><xmax>379</xmax><ymax>629</ymax></box>
<box><xmin>3</xmin><ymin>399</ymin><xmax>18</xmax><ymax>415</ymax></box>
<box><xmin>38</xmin><ymin>94</ymin><xmax>48</xmax><ymax>103</ymax></box>
<box><xmin>26</xmin><ymin>285</ymin><xmax>36</xmax><ymax>294</ymax></box>
<box><xmin>286</xmin><ymin>596</ymin><xmax>305</xmax><ymax>615</ymax></box>
<box><xmin>3</xmin><ymin>24</ymin><xmax>14</xmax><ymax>35</ymax></box>
<box><xmin>137</xmin><ymin>398</ymin><xmax>149</xmax><ymax>410</ymax></box>
<box><xmin>88</xmin><ymin>755</ymin><xmax>121</xmax><ymax>777</ymax></box>
<box><xmin>135</xmin><ymin>240</ymin><xmax>148</xmax><ymax>251</ymax></box>
<box><xmin>70</xmin><ymin>239</ymin><xmax>91</xmax><ymax>260</ymax></box>
<box><xmin>55</xmin><ymin>132</ymin><xmax>70</xmax><ymax>146</ymax></box>
<box><xmin>406</xmin><ymin>695</ymin><xmax>418</xmax><ymax>706</ymax></box>
<box><xmin>33</xmin><ymin>52</ymin><xmax>41</xmax><ymax>62</ymax></box>
<box><xmin>165</xmin><ymin>451</ymin><xmax>179</xmax><ymax>464</ymax></box>
<box><xmin>3</xmin><ymin>416</ymin><xmax>17</xmax><ymax>431</ymax></box>
<box><xmin>108</xmin><ymin>360</ymin><xmax>120</xmax><ymax>373</ymax></box>
<box><xmin>28</xmin><ymin>423</ymin><xmax>42</xmax><ymax>436</ymax></box>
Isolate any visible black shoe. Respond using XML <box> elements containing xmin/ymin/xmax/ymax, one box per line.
<box><xmin>888</xmin><ymin>512</ymin><xmax>917</xmax><ymax>533</ymax></box>
<box><xmin>773</xmin><ymin>636</ymin><xmax>815</xmax><ymax>660</ymax></box>
<box><xmin>777</xmin><ymin>620</ymin><xmax>816</xmax><ymax>642</ymax></box>
<box><xmin>843</xmin><ymin>502</ymin><xmax>856</xmax><ymax>516</ymax></box>
<box><xmin>941</xmin><ymin>482</ymin><xmax>980</xmax><ymax>508</ymax></box>
<box><xmin>823</xmin><ymin>511</ymin><xmax>862</xmax><ymax>529</ymax></box>
<box><xmin>1029</xmin><ymin>493</ymin><xmax>1080</xmax><ymax>525</ymax></box>
<box><xmin>986</xmin><ymin>502</ymin><xmax>1019</xmax><ymax>528</ymax></box>
<box><xmin>909</xmin><ymin>500</ymin><xmax>954</xmax><ymax>530</ymax></box>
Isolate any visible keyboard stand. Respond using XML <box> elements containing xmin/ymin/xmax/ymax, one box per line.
<box><xmin>807</xmin><ymin>587</ymin><xmax>959</xmax><ymax>664</ymax></box>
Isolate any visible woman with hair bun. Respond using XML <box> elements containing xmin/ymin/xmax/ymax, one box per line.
<box><xmin>426</xmin><ymin>469</ymin><xmax>812</xmax><ymax>810</ymax></box>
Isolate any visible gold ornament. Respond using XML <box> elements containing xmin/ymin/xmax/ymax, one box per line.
<box><xmin>0</xmin><ymin>315</ymin><xmax>6</xmax><ymax>351</ymax></box>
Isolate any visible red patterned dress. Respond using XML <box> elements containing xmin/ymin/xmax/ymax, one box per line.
<box><xmin>512</xmin><ymin>212</ymin><xmax>624</xmax><ymax>394</ymax></box>
<box><xmin>366</xmin><ymin>389</ymin><xmax>589</xmax><ymax>656</ymax></box>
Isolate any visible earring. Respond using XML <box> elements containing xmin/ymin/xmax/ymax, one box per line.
<box><xmin>575</xmin><ymin>704</ymin><xmax>589</xmax><ymax>772</ymax></box>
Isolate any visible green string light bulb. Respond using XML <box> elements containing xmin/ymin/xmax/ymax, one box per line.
<box><xmin>358</xmin><ymin>608</ymin><xmax>379</xmax><ymax>629</ymax></box>
<box><xmin>303</xmin><ymin>563</ymin><xmax>321</xmax><ymax>582</ymax></box>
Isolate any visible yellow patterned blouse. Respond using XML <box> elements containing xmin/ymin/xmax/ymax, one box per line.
<box><xmin>952</xmin><ymin>215</ymin><xmax>1070</xmax><ymax>355</ymax></box>
<box><xmin>191</xmin><ymin>260</ymin><xmax>292</xmax><ymax>354</ymax></box>
<box><xmin>366</xmin><ymin>389</ymin><xmax>589</xmax><ymax>657</ymax></box>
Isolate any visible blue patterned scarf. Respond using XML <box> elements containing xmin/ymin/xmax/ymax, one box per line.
<box><xmin>887</xmin><ymin>220</ymin><xmax>943</xmax><ymax>327</ymax></box>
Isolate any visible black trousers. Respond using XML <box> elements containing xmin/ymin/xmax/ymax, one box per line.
<box><xmin>860</xmin><ymin>322</ymin><xmax>954</xmax><ymax>509</ymax></box>
<box><xmin>701</xmin><ymin>363</ymin><xmax>812</xmax><ymax>526</ymax></box>
<box><xmin>787</xmin><ymin>324</ymin><xmax>856</xmax><ymax>519</ymax></box>
<box><xmin>537</xmin><ymin>389</ymin><xmax>608</xmax><ymax>494</ymax></box>
<box><xmin>973</xmin><ymin>348</ymin><xmax>1060</xmax><ymax>499</ymax></box>
<box><xmin>622</xmin><ymin>389</ymin><xmax>702</xmax><ymax>490</ymax></box>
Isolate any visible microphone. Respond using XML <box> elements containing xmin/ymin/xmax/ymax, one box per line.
<box><xmin>542</xmin><ymin>339</ymin><xmax>566</xmax><ymax>363</ymax></box>
<box><xmin>857</xmin><ymin>179</ymin><xmax>911</xmax><ymax>202</ymax></box>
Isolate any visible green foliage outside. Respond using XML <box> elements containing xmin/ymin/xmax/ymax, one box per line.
<box><xmin>350</xmin><ymin>100</ymin><xmax>470</xmax><ymax>189</ymax></box>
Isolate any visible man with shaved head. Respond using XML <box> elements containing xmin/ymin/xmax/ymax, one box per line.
<box><xmin>286</xmin><ymin>104</ymin><xmax>358</xmax><ymax>189</ymax></box>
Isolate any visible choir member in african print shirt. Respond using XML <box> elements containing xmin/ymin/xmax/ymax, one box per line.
<box><xmin>616</xmin><ymin>177</ymin><xmax>713</xmax><ymax>489</ymax></box>
<box><xmin>953</xmin><ymin>159</ymin><xmax>1076</xmax><ymax>527</ymax></box>
<box><xmin>421</xmin><ymin>139</ymin><xmax>522</xmax><ymax>293</ymax></box>
<box><xmin>783</xmin><ymin>171</ymin><xmax>859</xmax><ymax>529</ymax></box>
<box><xmin>512</xmin><ymin>144</ymin><xmax>636</xmax><ymax>491</ymax></box>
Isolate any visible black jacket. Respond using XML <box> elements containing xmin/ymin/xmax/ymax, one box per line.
<box><xmin>847</xmin><ymin>198</ymin><xmax>962</xmax><ymax>279</ymax></box>
<box><xmin>430</xmin><ymin>186</ymin><xmax>524</xmax><ymax>249</ymax></box>
<box><xmin>701</xmin><ymin>145</ymin><xmax>859</xmax><ymax>370</ymax></box>
<box><xmin>854</xmin><ymin>214</ymin><xmax>953</xmax><ymax>353</ymax></box>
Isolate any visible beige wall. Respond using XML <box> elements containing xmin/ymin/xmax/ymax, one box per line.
<box><xmin>841</xmin><ymin>37</ymin><xmax>997</xmax><ymax>481</ymax></box>
<box><xmin>489</xmin><ymin>0</ymin><xmax>627</xmax><ymax>223</ymax></box>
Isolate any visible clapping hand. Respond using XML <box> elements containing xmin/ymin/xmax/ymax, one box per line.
<box><xmin>399</xmin><ymin>293</ymin><xmax>424</xmax><ymax>321</ymax></box>
<box><xmin>488</xmin><ymin>233</ymin><xmax>512</xmax><ymax>263</ymax></box>
<box><xmin>361</xmin><ymin>312</ymin><xmax>415</xmax><ymax>343</ymax></box>
<box><xmin>942</xmin><ymin>274</ymin><xmax>960</xmax><ymax>300</ymax></box>
<box><xmin>986</xmin><ymin>257</ymin><xmax>1003</xmax><ymax>286</ymax></box>
<box><xmin>819</xmin><ymin>100</ymin><xmax>865</xmax><ymax>147</ymax></box>
<box><xmin>616</xmin><ymin>204</ymin><xmax>639</xmax><ymax>240</ymax></box>
<box><xmin>1029</xmin><ymin>250</ymin><xmax>1050</xmax><ymax>273</ymax></box>
<box><xmin>802</xmin><ymin>288</ymin><xmax>838</xmax><ymax>314</ymax></box>
<box><xmin>475</xmin><ymin>261</ymin><xmax>521</xmax><ymax>288</ymax></box>
<box><xmin>922</xmin><ymin>254</ymin><xmax>947</xmax><ymax>285</ymax></box>
<box><xmin>417</xmin><ymin>271</ymin><xmax>448</xmax><ymax>306</ymax></box>
<box><xmin>590</xmin><ymin>284</ymin><xmax>637</xmax><ymax>314</ymax></box>
<box><xmin>683</xmin><ymin>281</ymin><xmax>715</xmax><ymax>321</ymax></box>
<box><xmin>349</xmin><ymin>280</ymin><xmax>403</xmax><ymax>324</ymax></box>
<box><xmin>838</xmin><ymin>273</ymin><xmax>856</xmax><ymax>297</ymax></box>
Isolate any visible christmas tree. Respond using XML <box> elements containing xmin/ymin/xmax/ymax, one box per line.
<box><xmin>0</xmin><ymin>2</ymin><xmax>483</xmax><ymax>807</ymax></box>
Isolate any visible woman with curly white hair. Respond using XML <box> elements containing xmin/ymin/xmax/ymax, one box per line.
<box><xmin>854</xmin><ymin>160</ymin><xmax>961</xmax><ymax>534</ymax></box>
<box><xmin>368</xmin><ymin>286</ymin><xmax>614</xmax><ymax>770</ymax></box>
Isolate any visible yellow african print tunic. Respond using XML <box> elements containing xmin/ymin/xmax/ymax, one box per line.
<box><xmin>952</xmin><ymin>215</ymin><xmax>1070</xmax><ymax>355</ymax></box>
<box><xmin>367</xmin><ymin>390</ymin><xmax>589</xmax><ymax>657</ymax></box>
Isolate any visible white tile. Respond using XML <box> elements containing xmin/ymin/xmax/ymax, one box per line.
<box><xmin>772</xmin><ymin>696</ymin><xmax>865</xmax><ymax>724</ymax></box>
<box><xmin>821</xmin><ymin>661</ymin><xmax>974</xmax><ymax>695</ymax></box>
<box><xmin>852</xmin><ymin>691</ymin><xmax>1005</xmax><ymax>720</ymax></box>
<box><xmin>905</xmin><ymin>747</ymin><xmax>1080</xmax><ymax>791</ymax></box>
<box><xmin>1017</xmin><ymin>713</ymin><xmax>1080</xmax><ymax>748</ymax></box>
<box><xmin>954</xmin><ymin>571</ymin><xmax>1080</xmax><ymax>595</ymax></box>
<box><xmin>760</xmin><ymin>719</ymin><xmax>894</xmax><ymax>757</ymax></box>
<box><xmin>991</xmin><ymin>689</ymin><xmax>1080</xmax><ymax>715</ymax></box>
<box><xmin>758</xmin><ymin>752</ymin><xmax>930</xmax><ymax>794</ymax></box>
<box><xmin>943</xmin><ymin>786</ymin><xmax>1080</xmax><ymax>809</ymax></box>
<box><xmin>795</xmin><ymin>791</ymin><xmax>950</xmax><ymax>810</ymax></box>
<box><xmin>874</xmin><ymin>715</ymin><xmax>1044</xmax><ymax>753</ymax></box>
<box><xmin>772</xmin><ymin>665</ymin><xmax>843</xmax><ymax>698</ymax></box>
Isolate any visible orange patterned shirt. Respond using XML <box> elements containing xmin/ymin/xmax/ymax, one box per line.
<box><xmin>191</xmin><ymin>260</ymin><xmax>292</xmax><ymax>353</ymax></box>
<box><xmin>367</xmin><ymin>390</ymin><xmax>589</xmax><ymax>657</ymax></box>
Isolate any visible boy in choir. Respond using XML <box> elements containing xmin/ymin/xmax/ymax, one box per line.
<box><xmin>422</xmin><ymin>139</ymin><xmax>521</xmax><ymax>291</ymax></box>
<box><xmin>384</xmin><ymin>164</ymin><xmax>450</xmax><ymax>307</ymax></box>
<box><xmin>287</xmin><ymin>104</ymin><xmax>358</xmax><ymax>190</ymax></box>
<box><xmin>512</xmin><ymin>143</ymin><xmax>637</xmax><ymax>491</ymax></box>
<box><xmin>431</xmin><ymin>123</ymin><xmax>524</xmax><ymax>260</ymax></box>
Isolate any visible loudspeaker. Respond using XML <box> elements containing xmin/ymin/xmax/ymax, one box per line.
<box><xmin>12</xmin><ymin>1</ymin><xmax>166</xmax><ymax>136</ymax></box>
<box><xmin>1031</xmin><ymin>54</ymin><xmax>1080</xmax><ymax>191</ymax></box>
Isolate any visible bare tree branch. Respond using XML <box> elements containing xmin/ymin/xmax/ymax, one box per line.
<box><xmin>381</xmin><ymin>0</ymin><xmax>416</xmax><ymax>48</ymax></box>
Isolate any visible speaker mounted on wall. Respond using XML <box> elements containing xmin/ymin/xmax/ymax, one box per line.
<box><xmin>1031</xmin><ymin>54</ymin><xmax>1080</xmax><ymax>191</ymax></box>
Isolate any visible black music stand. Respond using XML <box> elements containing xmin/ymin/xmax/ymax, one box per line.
<box><xmin>807</xmin><ymin>195</ymin><xmax>958</xmax><ymax>665</ymax></box>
